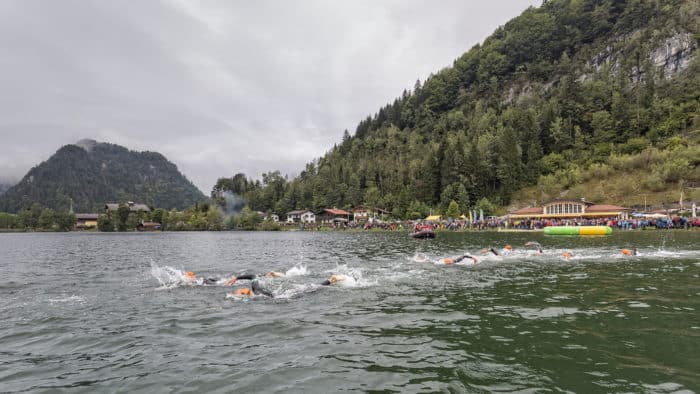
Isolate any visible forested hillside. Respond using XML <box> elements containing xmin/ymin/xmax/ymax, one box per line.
<box><xmin>215</xmin><ymin>0</ymin><xmax>699</xmax><ymax>218</ymax></box>
<box><xmin>0</xmin><ymin>140</ymin><xmax>205</xmax><ymax>213</ymax></box>
<box><xmin>0</xmin><ymin>182</ymin><xmax>13</xmax><ymax>196</ymax></box>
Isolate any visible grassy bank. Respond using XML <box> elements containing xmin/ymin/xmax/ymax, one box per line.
<box><xmin>509</xmin><ymin>142</ymin><xmax>700</xmax><ymax>211</ymax></box>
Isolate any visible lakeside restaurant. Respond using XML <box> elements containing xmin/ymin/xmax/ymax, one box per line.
<box><xmin>507</xmin><ymin>199</ymin><xmax>630</xmax><ymax>221</ymax></box>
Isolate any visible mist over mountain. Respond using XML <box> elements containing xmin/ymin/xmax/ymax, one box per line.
<box><xmin>0</xmin><ymin>140</ymin><xmax>205</xmax><ymax>213</ymax></box>
<box><xmin>0</xmin><ymin>182</ymin><xmax>14</xmax><ymax>196</ymax></box>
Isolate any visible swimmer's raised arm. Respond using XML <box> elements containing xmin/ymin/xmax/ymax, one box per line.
<box><xmin>224</xmin><ymin>273</ymin><xmax>256</xmax><ymax>286</ymax></box>
<box><xmin>235</xmin><ymin>274</ymin><xmax>257</xmax><ymax>281</ymax></box>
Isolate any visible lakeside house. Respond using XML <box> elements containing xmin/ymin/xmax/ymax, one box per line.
<box><xmin>507</xmin><ymin>199</ymin><xmax>630</xmax><ymax>220</ymax></box>
<box><xmin>317</xmin><ymin>208</ymin><xmax>351</xmax><ymax>224</ymax></box>
<box><xmin>105</xmin><ymin>201</ymin><xmax>151</xmax><ymax>213</ymax></box>
<box><xmin>75</xmin><ymin>213</ymin><xmax>99</xmax><ymax>229</ymax></box>
<box><xmin>286</xmin><ymin>209</ymin><xmax>315</xmax><ymax>223</ymax></box>
<box><xmin>256</xmin><ymin>212</ymin><xmax>279</xmax><ymax>222</ymax></box>
<box><xmin>265</xmin><ymin>213</ymin><xmax>279</xmax><ymax>222</ymax></box>
<box><xmin>351</xmin><ymin>206</ymin><xmax>372</xmax><ymax>222</ymax></box>
<box><xmin>352</xmin><ymin>206</ymin><xmax>391</xmax><ymax>222</ymax></box>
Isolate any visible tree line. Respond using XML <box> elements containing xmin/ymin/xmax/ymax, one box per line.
<box><xmin>0</xmin><ymin>203</ymin><xmax>75</xmax><ymax>231</ymax></box>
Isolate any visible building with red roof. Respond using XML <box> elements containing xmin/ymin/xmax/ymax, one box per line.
<box><xmin>317</xmin><ymin>208</ymin><xmax>351</xmax><ymax>224</ymax></box>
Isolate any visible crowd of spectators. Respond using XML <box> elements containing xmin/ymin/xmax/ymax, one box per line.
<box><xmin>293</xmin><ymin>215</ymin><xmax>700</xmax><ymax>231</ymax></box>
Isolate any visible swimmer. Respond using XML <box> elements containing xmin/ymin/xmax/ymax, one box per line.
<box><xmin>482</xmin><ymin>246</ymin><xmax>510</xmax><ymax>256</ymax></box>
<box><xmin>622</xmin><ymin>247</ymin><xmax>637</xmax><ymax>256</ymax></box>
<box><xmin>183</xmin><ymin>271</ymin><xmax>219</xmax><ymax>285</ymax></box>
<box><xmin>227</xmin><ymin>274</ymin><xmax>274</xmax><ymax>297</ymax></box>
<box><xmin>321</xmin><ymin>274</ymin><xmax>350</xmax><ymax>286</ymax></box>
<box><xmin>184</xmin><ymin>271</ymin><xmax>197</xmax><ymax>282</ymax></box>
<box><xmin>223</xmin><ymin>271</ymin><xmax>285</xmax><ymax>286</ymax></box>
<box><xmin>442</xmin><ymin>254</ymin><xmax>479</xmax><ymax>265</ymax></box>
<box><xmin>524</xmin><ymin>241</ymin><xmax>544</xmax><ymax>254</ymax></box>
<box><xmin>182</xmin><ymin>271</ymin><xmax>237</xmax><ymax>286</ymax></box>
<box><xmin>561</xmin><ymin>251</ymin><xmax>573</xmax><ymax>260</ymax></box>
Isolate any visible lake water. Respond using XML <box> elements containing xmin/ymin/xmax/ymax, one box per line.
<box><xmin>0</xmin><ymin>230</ymin><xmax>698</xmax><ymax>393</ymax></box>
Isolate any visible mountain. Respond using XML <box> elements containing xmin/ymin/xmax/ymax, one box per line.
<box><xmin>0</xmin><ymin>140</ymin><xmax>206</xmax><ymax>213</ymax></box>
<box><xmin>214</xmin><ymin>0</ymin><xmax>699</xmax><ymax>217</ymax></box>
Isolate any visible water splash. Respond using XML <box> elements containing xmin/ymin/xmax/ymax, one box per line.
<box><xmin>410</xmin><ymin>253</ymin><xmax>429</xmax><ymax>263</ymax></box>
<box><xmin>48</xmin><ymin>295</ymin><xmax>85</xmax><ymax>304</ymax></box>
<box><xmin>285</xmin><ymin>263</ymin><xmax>307</xmax><ymax>277</ymax></box>
<box><xmin>150</xmin><ymin>263</ymin><xmax>200</xmax><ymax>289</ymax></box>
<box><xmin>324</xmin><ymin>264</ymin><xmax>371</xmax><ymax>287</ymax></box>
<box><xmin>273</xmin><ymin>283</ymin><xmax>322</xmax><ymax>299</ymax></box>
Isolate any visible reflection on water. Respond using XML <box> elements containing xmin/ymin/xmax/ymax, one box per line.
<box><xmin>0</xmin><ymin>230</ymin><xmax>698</xmax><ymax>392</ymax></box>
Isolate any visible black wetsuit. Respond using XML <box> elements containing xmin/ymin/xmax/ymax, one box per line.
<box><xmin>235</xmin><ymin>274</ymin><xmax>274</xmax><ymax>297</ymax></box>
<box><xmin>490</xmin><ymin>248</ymin><xmax>501</xmax><ymax>256</ymax></box>
<box><xmin>453</xmin><ymin>254</ymin><xmax>477</xmax><ymax>263</ymax></box>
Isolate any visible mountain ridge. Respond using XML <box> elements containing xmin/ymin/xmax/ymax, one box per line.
<box><xmin>0</xmin><ymin>140</ymin><xmax>206</xmax><ymax>213</ymax></box>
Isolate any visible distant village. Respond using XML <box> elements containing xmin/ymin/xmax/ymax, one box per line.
<box><xmin>0</xmin><ymin>197</ymin><xmax>698</xmax><ymax>232</ymax></box>
<box><xmin>63</xmin><ymin>198</ymin><xmax>699</xmax><ymax>232</ymax></box>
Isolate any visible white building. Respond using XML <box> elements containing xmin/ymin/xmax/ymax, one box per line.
<box><xmin>286</xmin><ymin>209</ymin><xmax>315</xmax><ymax>223</ymax></box>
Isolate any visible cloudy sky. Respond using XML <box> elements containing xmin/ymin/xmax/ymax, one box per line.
<box><xmin>0</xmin><ymin>0</ymin><xmax>540</xmax><ymax>193</ymax></box>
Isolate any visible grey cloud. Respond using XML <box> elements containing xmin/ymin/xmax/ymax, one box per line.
<box><xmin>0</xmin><ymin>0</ymin><xmax>540</xmax><ymax>193</ymax></box>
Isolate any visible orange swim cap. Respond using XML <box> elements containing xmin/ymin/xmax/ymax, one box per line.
<box><xmin>562</xmin><ymin>252</ymin><xmax>573</xmax><ymax>259</ymax></box>
<box><xmin>443</xmin><ymin>258</ymin><xmax>454</xmax><ymax>265</ymax></box>
<box><xmin>185</xmin><ymin>271</ymin><xmax>195</xmax><ymax>278</ymax></box>
<box><xmin>622</xmin><ymin>249</ymin><xmax>632</xmax><ymax>255</ymax></box>
<box><xmin>505</xmin><ymin>245</ymin><xmax>513</xmax><ymax>251</ymax></box>
<box><xmin>234</xmin><ymin>288</ymin><xmax>252</xmax><ymax>296</ymax></box>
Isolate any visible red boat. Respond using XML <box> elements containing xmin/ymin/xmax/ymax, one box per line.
<box><xmin>411</xmin><ymin>224</ymin><xmax>436</xmax><ymax>239</ymax></box>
